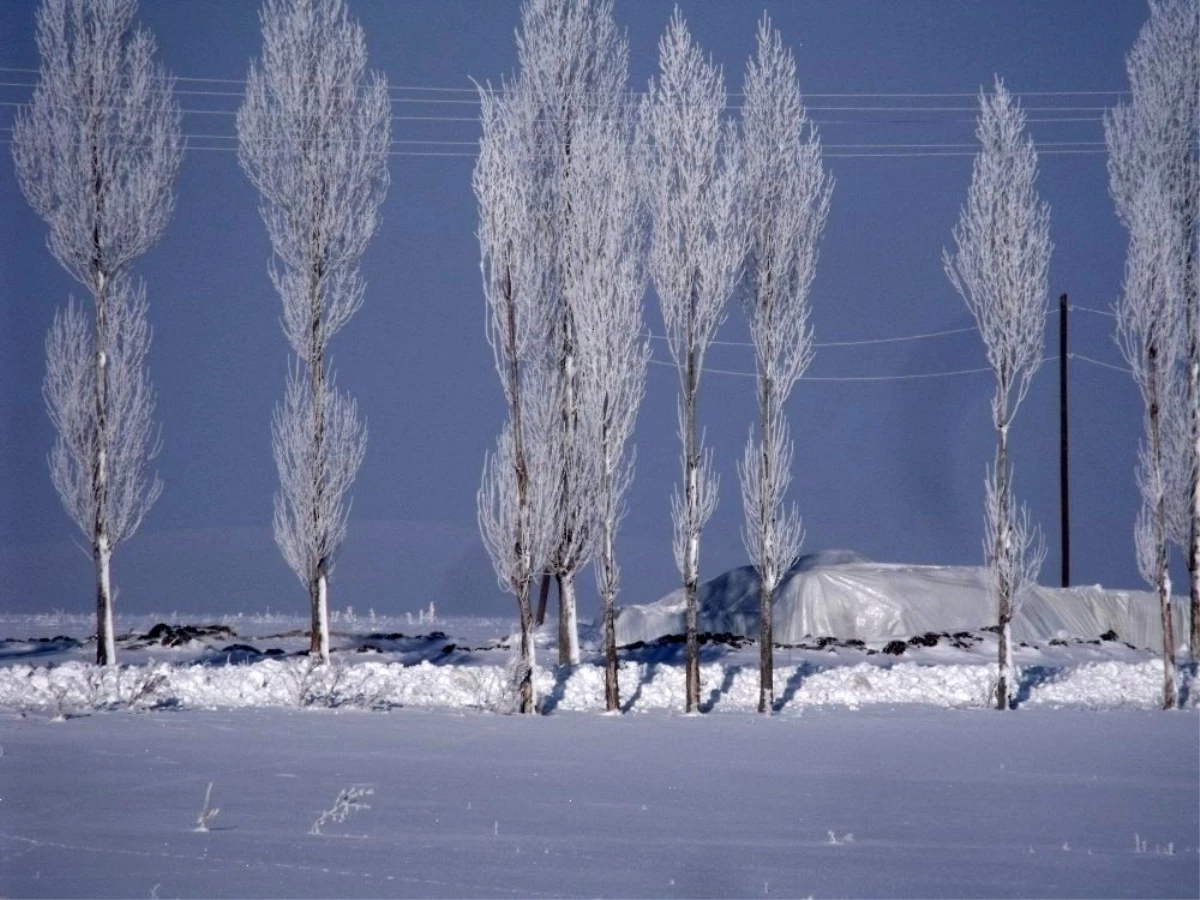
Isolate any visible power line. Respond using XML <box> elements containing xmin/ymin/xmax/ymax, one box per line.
<box><xmin>650</xmin><ymin>351</ymin><xmax>1132</xmax><ymax>382</ymax></box>
<box><xmin>0</xmin><ymin>99</ymin><xmax>1114</xmax><ymax>128</ymax></box>
<box><xmin>1070</xmin><ymin>352</ymin><xmax>1130</xmax><ymax>374</ymax></box>
<box><xmin>0</xmin><ymin>82</ymin><xmax>1125</xmax><ymax>113</ymax></box>
<box><xmin>648</xmin><ymin>304</ymin><xmax>1110</xmax><ymax>352</ymax></box>
<box><xmin>1069</xmin><ymin>303</ymin><xmax>1118</xmax><ymax>318</ymax></box>
<box><xmin>6</xmin><ymin>126</ymin><xmax>1118</xmax><ymax>153</ymax></box>
<box><xmin>0</xmin><ymin>137</ymin><xmax>1120</xmax><ymax>160</ymax></box>
<box><xmin>0</xmin><ymin>67</ymin><xmax>1131</xmax><ymax>99</ymax></box>
<box><xmin>649</xmin><ymin>356</ymin><xmax>998</xmax><ymax>381</ymax></box>
<box><xmin>648</xmin><ymin>325</ymin><xmax>978</xmax><ymax>349</ymax></box>
<box><xmin>0</xmin><ymin>137</ymin><xmax>475</xmax><ymax>158</ymax></box>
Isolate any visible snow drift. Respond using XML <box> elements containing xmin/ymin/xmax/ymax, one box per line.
<box><xmin>613</xmin><ymin>550</ymin><xmax>1190</xmax><ymax>649</ymax></box>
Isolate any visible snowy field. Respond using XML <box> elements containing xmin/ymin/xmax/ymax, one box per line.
<box><xmin>1</xmin><ymin>706</ymin><xmax>1197</xmax><ymax>898</ymax></box>
<box><xmin>0</xmin><ymin>612</ymin><xmax>1197</xmax><ymax>898</ymax></box>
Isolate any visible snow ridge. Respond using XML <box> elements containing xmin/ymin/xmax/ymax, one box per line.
<box><xmin>2</xmin><ymin>656</ymin><xmax>1193</xmax><ymax>715</ymax></box>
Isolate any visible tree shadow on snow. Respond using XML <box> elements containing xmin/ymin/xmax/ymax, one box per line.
<box><xmin>1178</xmin><ymin>661</ymin><xmax>1197</xmax><ymax>708</ymax></box>
<box><xmin>1012</xmin><ymin>664</ymin><xmax>1060</xmax><ymax>708</ymax></box>
<box><xmin>537</xmin><ymin>665</ymin><xmax>575</xmax><ymax>715</ymax></box>
<box><xmin>773</xmin><ymin>661</ymin><xmax>819</xmax><ymax>713</ymax></box>
<box><xmin>620</xmin><ymin>660</ymin><xmax>659</xmax><ymax>714</ymax></box>
<box><xmin>699</xmin><ymin>665</ymin><xmax>738</xmax><ymax>713</ymax></box>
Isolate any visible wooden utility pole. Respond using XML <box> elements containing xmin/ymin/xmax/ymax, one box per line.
<box><xmin>534</xmin><ymin>570</ymin><xmax>551</xmax><ymax>626</ymax></box>
<box><xmin>1059</xmin><ymin>293</ymin><xmax>1070</xmax><ymax>587</ymax></box>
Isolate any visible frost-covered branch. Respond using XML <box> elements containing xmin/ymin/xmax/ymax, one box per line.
<box><xmin>943</xmin><ymin>79</ymin><xmax>1051</xmax><ymax>434</ymax></box>
<box><xmin>475</xmin><ymin>77</ymin><xmax>554</xmax><ymax>409</ymax></box>
<box><xmin>271</xmin><ymin>360</ymin><xmax>367</xmax><ymax>640</ymax></box>
<box><xmin>44</xmin><ymin>278</ymin><xmax>162</xmax><ymax>551</ymax></box>
<box><xmin>14</xmin><ymin>0</ymin><xmax>180</xmax><ymax>665</ymax></box>
<box><xmin>510</xmin><ymin>0</ymin><xmax>632</xmax><ymax>665</ymax></box>
<box><xmin>945</xmin><ymin>78</ymin><xmax>1051</xmax><ymax>710</ymax></box>
<box><xmin>640</xmin><ymin>9</ymin><xmax>743</xmax><ymax>714</ymax></box>
<box><xmin>238</xmin><ymin>0</ymin><xmax>389</xmax><ymax>662</ymax></box>
<box><xmin>13</xmin><ymin>0</ymin><xmax>183</xmax><ymax>291</ymax></box>
<box><xmin>310</xmin><ymin>785</ymin><xmax>373</xmax><ymax>836</ymax></box>
<box><xmin>983</xmin><ymin>464</ymin><xmax>1045</xmax><ymax>706</ymax></box>
<box><xmin>1112</xmin><ymin>171</ymin><xmax>1183</xmax><ymax>708</ymax></box>
<box><xmin>737</xmin><ymin>417</ymin><xmax>804</xmax><ymax>597</ymax></box>
<box><xmin>474</xmin><ymin>66</ymin><xmax>566</xmax><ymax>712</ymax></box>
<box><xmin>568</xmin><ymin>106</ymin><xmax>648</xmax><ymax>709</ymax></box>
<box><xmin>237</xmin><ymin>0</ymin><xmax>390</xmax><ymax>342</ymax></box>
<box><xmin>738</xmin><ymin>14</ymin><xmax>833</xmax><ymax>714</ymax></box>
<box><xmin>1108</xmin><ymin>0</ymin><xmax>1199</xmax><ymax>676</ymax></box>
<box><xmin>1162</xmin><ymin>357</ymin><xmax>1194</xmax><ymax>555</ymax></box>
<box><xmin>477</xmin><ymin>370</ymin><xmax>562</xmax><ymax>714</ymax></box>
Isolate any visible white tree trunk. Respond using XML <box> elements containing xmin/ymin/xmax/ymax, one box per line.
<box><xmin>14</xmin><ymin>0</ymin><xmax>178</xmax><ymax>668</ymax></box>
<box><xmin>758</xmin><ymin>578</ymin><xmax>774</xmax><ymax>714</ymax></box>
<box><xmin>684</xmin><ymin>525</ymin><xmax>700</xmax><ymax>713</ymax></box>
<box><xmin>556</xmin><ymin>570</ymin><xmax>580</xmax><ymax>666</ymax></box>
<box><xmin>314</xmin><ymin>569</ymin><xmax>330</xmax><ymax>664</ymax></box>
<box><xmin>1158</xmin><ymin>569</ymin><xmax>1177</xmax><ymax>709</ymax></box>
<box><xmin>95</xmin><ymin>534</ymin><xmax>115</xmax><ymax>666</ymax></box>
<box><xmin>518</xmin><ymin>580</ymin><xmax>538</xmax><ymax>714</ymax></box>
<box><xmin>1150</xmin><ymin>353</ymin><xmax>1177</xmax><ymax>709</ymax></box>
<box><xmin>999</xmin><ymin>617</ymin><xmax>1014</xmax><ymax>710</ymax></box>
<box><xmin>1190</xmin><ymin>355</ymin><xmax>1200</xmax><ymax>660</ymax></box>
<box><xmin>94</xmin><ymin>280</ymin><xmax>113</xmax><ymax>667</ymax></box>
<box><xmin>996</xmin><ymin>423</ymin><xmax>1012</xmax><ymax>710</ymax></box>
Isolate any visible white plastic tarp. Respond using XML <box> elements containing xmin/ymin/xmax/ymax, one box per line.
<box><xmin>612</xmin><ymin>551</ymin><xmax>1188</xmax><ymax>649</ymax></box>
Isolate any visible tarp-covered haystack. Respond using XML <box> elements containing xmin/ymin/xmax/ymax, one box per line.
<box><xmin>613</xmin><ymin>550</ymin><xmax>1188</xmax><ymax>650</ymax></box>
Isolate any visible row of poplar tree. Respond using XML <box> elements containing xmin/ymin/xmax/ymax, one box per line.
<box><xmin>474</xmin><ymin>0</ymin><xmax>1200</xmax><ymax>715</ymax></box>
<box><xmin>13</xmin><ymin>0</ymin><xmax>1199</xmax><ymax>713</ymax></box>
<box><xmin>473</xmin><ymin>1</ymin><xmax>835</xmax><ymax>716</ymax></box>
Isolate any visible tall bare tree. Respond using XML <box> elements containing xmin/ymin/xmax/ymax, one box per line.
<box><xmin>738</xmin><ymin>15</ymin><xmax>833</xmax><ymax>715</ymax></box>
<box><xmin>237</xmin><ymin>0</ymin><xmax>390</xmax><ymax>663</ymax></box>
<box><xmin>569</xmin><ymin>110</ymin><xmax>648</xmax><ymax>712</ymax></box>
<box><xmin>13</xmin><ymin>0</ymin><xmax>181</xmax><ymax>666</ymax></box>
<box><xmin>513</xmin><ymin>0</ymin><xmax>630</xmax><ymax>666</ymax></box>
<box><xmin>944</xmin><ymin>79</ymin><xmax>1051</xmax><ymax>710</ymax></box>
<box><xmin>1107</xmin><ymin>0</ymin><xmax>1199</xmax><ymax>667</ymax></box>
<box><xmin>474</xmin><ymin>75</ymin><xmax>562</xmax><ymax>714</ymax></box>
<box><xmin>1114</xmin><ymin>175</ymin><xmax>1184</xmax><ymax>708</ymax></box>
<box><xmin>641</xmin><ymin>10</ymin><xmax>743</xmax><ymax>713</ymax></box>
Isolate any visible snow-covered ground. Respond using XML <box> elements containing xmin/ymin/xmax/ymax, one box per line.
<box><xmin>1</xmin><ymin>706</ymin><xmax>1196</xmax><ymax>898</ymax></box>
<box><xmin>1</xmin><ymin>611</ymin><xmax>1197</xmax><ymax>898</ymax></box>
<box><xmin>0</xmin><ymin>611</ymin><xmax>1197</xmax><ymax>713</ymax></box>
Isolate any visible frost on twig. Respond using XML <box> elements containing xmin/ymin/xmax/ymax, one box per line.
<box><xmin>641</xmin><ymin>9</ymin><xmax>744</xmax><ymax>713</ymax></box>
<box><xmin>193</xmin><ymin>782</ymin><xmax>220</xmax><ymax>832</ymax></box>
<box><xmin>237</xmin><ymin>0</ymin><xmax>390</xmax><ymax>664</ymax></box>
<box><xmin>310</xmin><ymin>785</ymin><xmax>374</xmax><ymax>835</ymax></box>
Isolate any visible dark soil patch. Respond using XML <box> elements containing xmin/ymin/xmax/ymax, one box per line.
<box><xmin>126</xmin><ymin>623</ymin><xmax>236</xmax><ymax>648</ymax></box>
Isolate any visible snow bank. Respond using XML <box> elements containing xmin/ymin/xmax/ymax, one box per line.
<box><xmin>614</xmin><ymin>551</ymin><xmax>1190</xmax><ymax>648</ymax></box>
<box><xmin>1</xmin><ymin>654</ymin><xmax>1193</xmax><ymax>714</ymax></box>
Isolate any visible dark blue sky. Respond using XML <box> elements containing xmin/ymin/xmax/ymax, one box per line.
<box><xmin>0</xmin><ymin>1</ymin><xmax>1157</xmax><ymax>620</ymax></box>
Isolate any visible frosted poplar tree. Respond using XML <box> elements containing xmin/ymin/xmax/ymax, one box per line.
<box><xmin>738</xmin><ymin>15</ymin><xmax>833</xmax><ymax>714</ymax></box>
<box><xmin>641</xmin><ymin>10</ymin><xmax>744</xmax><ymax>713</ymax></box>
<box><xmin>569</xmin><ymin>110</ymin><xmax>648</xmax><ymax>712</ymax></box>
<box><xmin>237</xmin><ymin>0</ymin><xmax>390</xmax><ymax>663</ymax></box>
<box><xmin>1163</xmin><ymin>360</ymin><xmax>1195</xmax><ymax>594</ymax></box>
<box><xmin>983</xmin><ymin>468</ymin><xmax>1046</xmax><ymax>679</ymax></box>
<box><xmin>1114</xmin><ymin>176</ymin><xmax>1184</xmax><ymax>709</ymax></box>
<box><xmin>474</xmin><ymin>76</ymin><xmax>561</xmax><ymax>714</ymax></box>
<box><xmin>13</xmin><ymin>0</ymin><xmax>181</xmax><ymax>666</ymax></box>
<box><xmin>1107</xmin><ymin>0</ymin><xmax>1199</xmax><ymax>667</ymax></box>
<box><xmin>944</xmin><ymin>79</ymin><xmax>1051</xmax><ymax>710</ymax></box>
<box><xmin>512</xmin><ymin>0</ymin><xmax>630</xmax><ymax>666</ymax></box>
